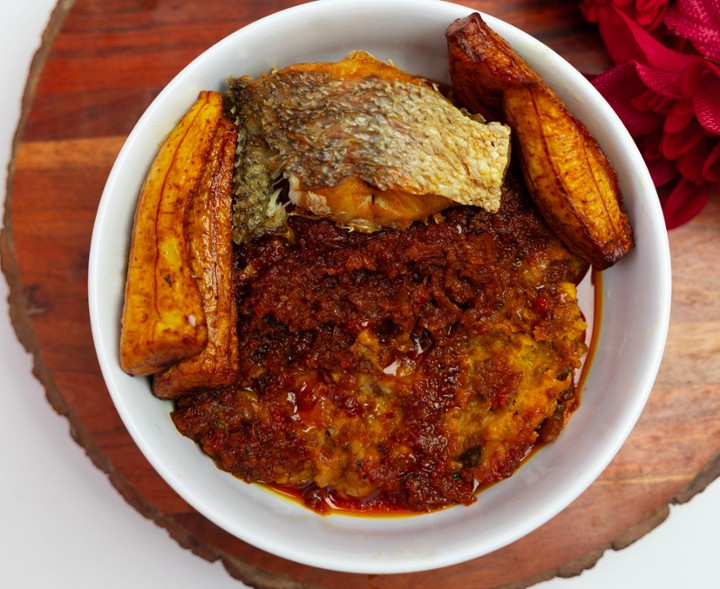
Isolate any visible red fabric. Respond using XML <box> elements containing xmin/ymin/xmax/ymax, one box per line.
<box><xmin>581</xmin><ymin>0</ymin><xmax>670</xmax><ymax>31</ymax></box>
<box><xmin>595</xmin><ymin>4</ymin><xmax>697</xmax><ymax>67</ymax></box>
<box><xmin>665</xmin><ymin>0</ymin><xmax>720</xmax><ymax>62</ymax></box>
<box><xmin>581</xmin><ymin>1</ymin><xmax>720</xmax><ymax>228</ymax></box>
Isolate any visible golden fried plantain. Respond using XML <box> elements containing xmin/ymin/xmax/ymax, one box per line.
<box><xmin>152</xmin><ymin>118</ymin><xmax>240</xmax><ymax>398</ymax></box>
<box><xmin>120</xmin><ymin>91</ymin><xmax>224</xmax><ymax>376</ymax></box>
<box><xmin>447</xmin><ymin>13</ymin><xmax>633</xmax><ymax>270</ymax></box>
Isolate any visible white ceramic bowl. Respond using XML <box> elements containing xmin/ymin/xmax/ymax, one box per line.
<box><xmin>89</xmin><ymin>0</ymin><xmax>671</xmax><ymax>575</ymax></box>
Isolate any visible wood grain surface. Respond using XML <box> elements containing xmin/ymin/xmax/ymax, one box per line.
<box><xmin>3</xmin><ymin>1</ymin><xmax>719</xmax><ymax>588</ymax></box>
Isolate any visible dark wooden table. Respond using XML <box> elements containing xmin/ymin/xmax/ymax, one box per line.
<box><xmin>3</xmin><ymin>1</ymin><xmax>720</xmax><ymax>587</ymax></box>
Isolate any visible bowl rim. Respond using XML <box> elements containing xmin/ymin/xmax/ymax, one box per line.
<box><xmin>88</xmin><ymin>0</ymin><xmax>672</xmax><ymax>574</ymax></box>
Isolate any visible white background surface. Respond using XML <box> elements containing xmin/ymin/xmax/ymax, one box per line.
<box><xmin>2</xmin><ymin>2</ymin><xmax>719</xmax><ymax>588</ymax></box>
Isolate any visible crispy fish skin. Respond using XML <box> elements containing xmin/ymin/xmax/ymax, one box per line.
<box><xmin>120</xmin><ymin>91</ymin><xmax>225</xmax><ymax>376</ymax></box>
<box><xmin>447</xmin><ymin>14</ymin><xmax>633</xmax><ymax>270</ymax></box>
<box><xmin>227</xmin><ymin>51</ymin><xmax>511</xmax><ymax>238</ymax></box>
<box><xmin>153</xmin><ymin>118</ymin><xmax>241</xmax><ymax>399</ymax></box>
<box><xmin>227</xmin><ymin>82</ymin><xmax>289</xmax><ymax>244</ymax></box>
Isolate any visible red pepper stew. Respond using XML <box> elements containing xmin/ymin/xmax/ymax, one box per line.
<box><xmin>171</xmin><ymin>172</ymin><xmax>588</xmax><ymax>514</ymax></box>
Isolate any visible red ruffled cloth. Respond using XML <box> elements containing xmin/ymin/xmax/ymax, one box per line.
<box><xmin>579</xmin><ymin>0</ymin><xmax>720</xmax><ymax>228</ymax></box>
<box><xmin>666</xmin><ymin>0</ymin><xmax>720</xmax><ymax>62</ymax></box>
<box><xmin>581</xmin><ymin>0</ymin><xmax>670</xmax><ymax>32</ymax></box>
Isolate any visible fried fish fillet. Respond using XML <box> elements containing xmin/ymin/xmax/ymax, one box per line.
<box><xmin>226</xmin><ymin>50</ymin><xmax>511</xmax><ymax>240</ymax></box>
<box><xmin>447</xmin><ymin>14</ymin><xmax>633</xmax><ymax>269</ymax></box>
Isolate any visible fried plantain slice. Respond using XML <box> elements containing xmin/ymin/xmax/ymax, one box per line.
<box><xmin>152</xmin><ymin>118</ymin><xmax>241</xmax><ymax>398</ymax></box>
<box><xmin>447</xmin><ymin>13</ymin><xmax>633</xmax><ymax>269</ymax></box>
<box><xmin>120</xmin><ymin>91</ymin><xmax>224</xmax><ymax>376</ymax></box>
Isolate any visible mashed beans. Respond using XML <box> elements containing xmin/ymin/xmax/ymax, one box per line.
<box><xmin>171</xmin><ymin>172</ymin><xmax>588</xmax><ymax>513</ymax></box>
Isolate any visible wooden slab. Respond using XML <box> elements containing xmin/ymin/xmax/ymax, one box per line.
<box><xmin>3</xmin><ymin>1</ymin><xmax>719</xmax><ymax>587</ymax></box>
